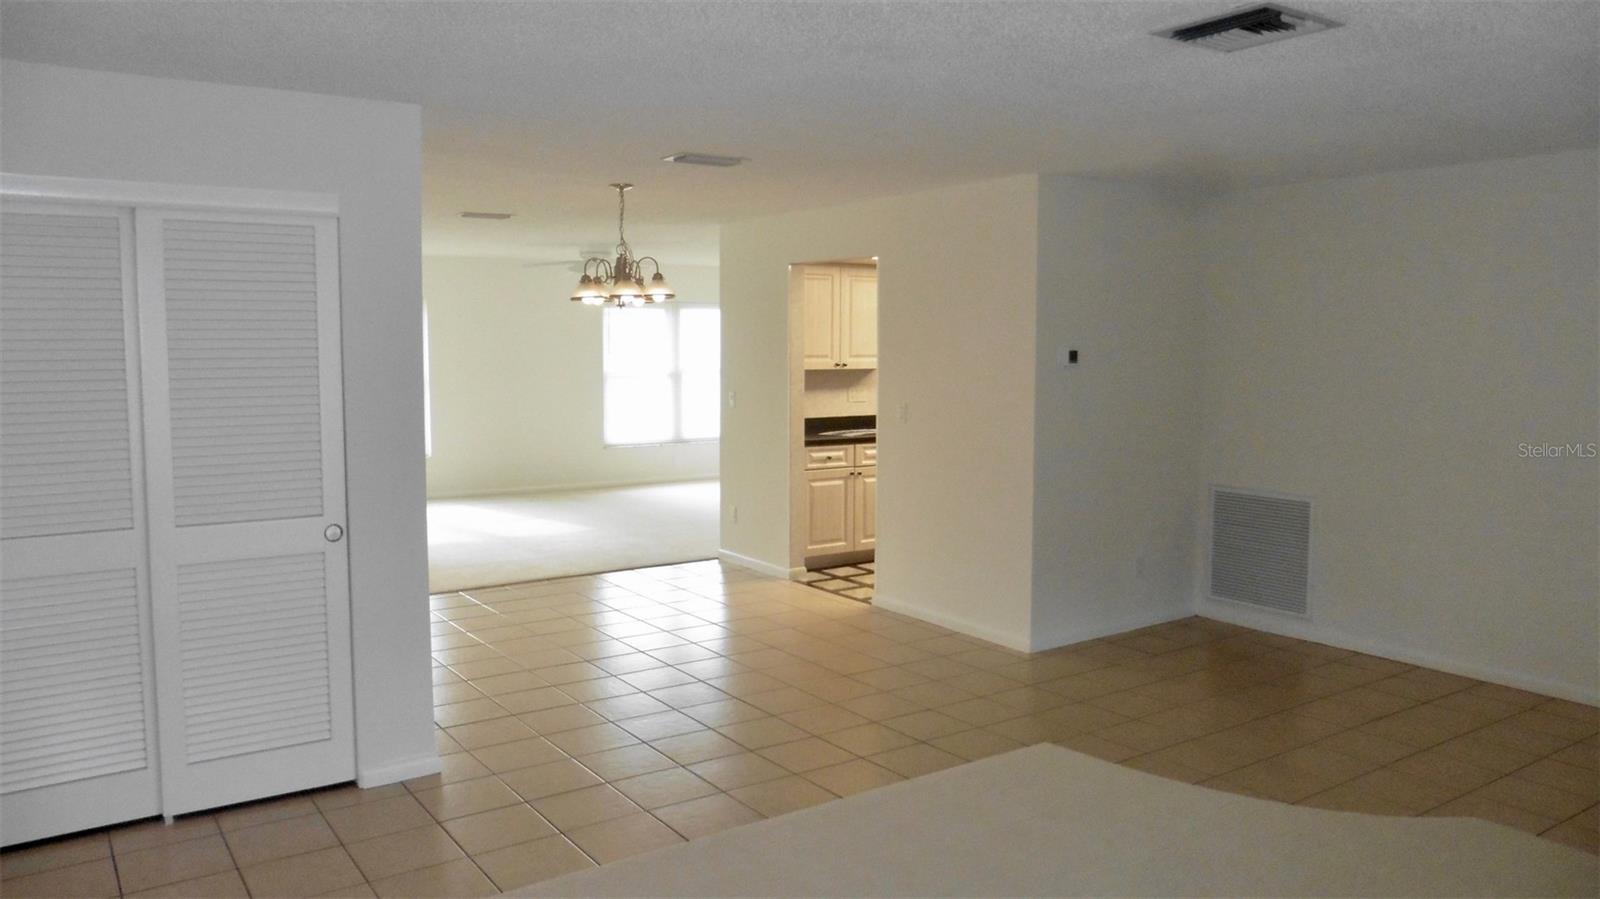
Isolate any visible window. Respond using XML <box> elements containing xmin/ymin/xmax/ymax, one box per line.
<box><xmin>603</xmin><ymin>305</ymin><xmax>720</xmax><ymax>445</ymax></box>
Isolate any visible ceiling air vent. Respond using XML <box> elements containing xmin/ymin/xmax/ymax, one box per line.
<box><xmin>1157</xmin><ymin>4</ymin><xmax>1340</xmax><ymax>52</ymax></box>
<box><xmin>662</xmin><ymin>152</ymin><xmax>746</xmax><ymax>168</ymax></box>
<box><xmin>459</xmin><ymin>211</ymin><xmax>513</xmax><ymax>220</ymax></box>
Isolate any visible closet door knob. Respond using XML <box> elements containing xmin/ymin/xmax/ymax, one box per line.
<box><xmin>324</xmin><ymin>523</ymin><xmax>345</xmax><ymax>543</ymax></box>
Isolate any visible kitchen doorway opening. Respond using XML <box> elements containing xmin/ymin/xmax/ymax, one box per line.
<box><xmin>787</xmin><ymin>256</ymin><xmax>878</xmax><ymax>603</ymax></box>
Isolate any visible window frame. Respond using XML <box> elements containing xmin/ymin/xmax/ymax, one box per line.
<box><xmin>602</xmin><ymin>303</ymin><xmax>720</xmax><ymax>448</ymax></box>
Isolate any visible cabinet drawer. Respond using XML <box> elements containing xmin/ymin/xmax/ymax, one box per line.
<box><xmin>856</xmin><ymin>444</ymin><xmax>877</xmax><ymax>466</ymax></box>
<box><xmin>805</xmin><ymin>446</ymin><xmax>852</xmax><ymax>469</ymax></box>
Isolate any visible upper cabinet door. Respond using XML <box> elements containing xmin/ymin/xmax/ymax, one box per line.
<box><xmin>136</xmin><ymin>210</ymin><xmax>355</xmax><ymax>816</ymax></box>
<box><xmin>839</xmin><ymin>267</ymin><xmax>878</xmax><ymax>370</ymax></box>
<box><xmin>0</xmin><ymin>203</ymin><xmax>162</xmax><ymax>846</ymax></box>
<box><xmin>800</xmin><ymin>266</ymin><xmax>841</xmax><ymax>370</ymax></box>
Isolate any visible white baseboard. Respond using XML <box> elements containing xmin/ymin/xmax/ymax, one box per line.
<box><xmin>429</xmin><ymin>475</ymin><xmax>718</xmax><ymax>501</ymax></box>
<box><xmin>1028</xmin><ymin>604</ymin><xmax>1195</xmax><ymax>653</ymax></box>
<box><xmin>1198</xmin><ymin>598</ymin><xmax>1600</xmax><ymax>705</ymax></box>
<box><xmin>717</xmin><ymin>549</ymin><xmax>801</xmax><ymax>579</ymax></box>
<box><xmin>357</xmin><ymin>753</ymin><xmax>441</xmax><ymax>788</ymax></box>
<box><xmin>870</xmin><ymin>594</ymin><xmax>1032</xmax><ymax>653</ymax></box>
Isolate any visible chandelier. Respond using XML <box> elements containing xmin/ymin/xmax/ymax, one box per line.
<box><xmin>569</xmin><ymin>183</ymin><xmax>674</xmax><ymax>307</ymax></box>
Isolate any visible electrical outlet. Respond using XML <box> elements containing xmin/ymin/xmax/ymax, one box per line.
<box><xmin>731</xmin><ymin>505</ymin><xmax>739</xmax><ymax>523</ymax></box>
<box><xmin>727</xmin><ymin>390</ymin><xmax>737</xmax><ymax>408</ymax></box>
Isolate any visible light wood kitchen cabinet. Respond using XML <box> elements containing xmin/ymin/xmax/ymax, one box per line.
<box><xmin>800</xmin><ymin>267</ymin><xmax>840</xmax><ymax>371</ymax></box>
<box><xmin>840</xmin><ymin>267</ymin><xmax>878</xmax><ymax>369</ymax></box>
<box><xmin>853</xmin><ymin>467</ymin><xmax>877</xmax><ymax>550</ymax></box>
<box><xmin>804</xmin><ymin>443</ymin><xmax>876</xmax><ymax>559</ymax></box>
<box><xmin>800</xmin><ymin>264</ymin><xmax>877</xmax><ymax>371</ymax></box>
<box><xmin>804</xmin><ymin>467</ymin><xmax>853</xmax><ymax>555</ymax></box>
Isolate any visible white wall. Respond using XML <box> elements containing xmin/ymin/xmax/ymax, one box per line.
<box><xmin>723</xmin><ymin>152</ymin><xmax>1598</xmax><ymax>702</ymax></box>
<box><xmin>0</xmin><ymin>61</ymin><xmax>438</xmax><ymax>782</ymax></box>
<box><xmin>1196</xmin><ymin>149</ymin><xmax>1599</xmax><ymax>702</ymax></box>
<box><xmin>423</xmin><ymin>257</ymin><xmax>719</xmax><ymax>498</ymax></box>
<box><xmin>1031</xmin><ymin>177</ymin><xmax>1203</xmax><ymax>648</ymax></box>
<box><xmin>721</xmin><ymin>176</ymin><xmax>1040</xmax><ymax>648</ymax></box>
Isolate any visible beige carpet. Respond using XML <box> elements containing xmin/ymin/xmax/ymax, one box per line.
<box><xmin>517</xmin><ymin>744</ymin><xmax>1597</xmax><ymax>898</ymax></box>
<box><xmin>427</xmin><ymin>480</ymin><xmax>719</xmax><ymax>593</ymax></box>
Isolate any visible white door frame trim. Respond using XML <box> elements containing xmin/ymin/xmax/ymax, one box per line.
<box><xmin>0</xmin><ymin>173</ymin><xmax>338</xmax><ymax>215</ymax></box>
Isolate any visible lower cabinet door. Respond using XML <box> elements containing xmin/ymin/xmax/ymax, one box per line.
<box><xmin>805</xmin><ymin>468</ymin><xmax>853</xmax><ymax>555</ymax></box>
<box><xmin>854</xmin><ymin>468</ymin><xmax>877</xmax><ymax>550</ymax></box>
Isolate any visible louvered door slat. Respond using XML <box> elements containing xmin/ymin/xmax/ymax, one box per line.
<box><xmin>175</xmin><ymin>553</ymin><xmax>333</xmax><ymax>764</ymax></box>
<box><xmin>0</xmin><ymin>213</ymin><xmax>136</xmax><ymax>539</ymax></box>
<box><xmin>162</xmin><ymin>219</ymin><xmax>323</xmax><ymax>528</ymax></box>
<box><xmin>0</xmin><ymin>570</ymin><xmax>150</xmax><ymax>794</ymax></box>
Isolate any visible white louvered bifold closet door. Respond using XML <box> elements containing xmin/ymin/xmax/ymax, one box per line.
<box><xmin>0</xmin><ymin>204</ymin><xmax>162</xmax><ymax>845</ymax></box>
<box><xmin>136</xmin><ymin>209</ymin><xmax>354</xmax><ymax>815</ymax></box>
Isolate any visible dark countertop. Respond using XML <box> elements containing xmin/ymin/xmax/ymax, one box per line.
<box><xmin>804</xmin><ymin>415</ymin><xmax>876</xmax><ymax>447</ymax></box>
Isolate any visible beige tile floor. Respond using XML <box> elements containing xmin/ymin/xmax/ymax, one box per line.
<box><xmin>4</xmin><ymin>560</ymin><xmax>1596</xmax><ymax>897</ymax></box>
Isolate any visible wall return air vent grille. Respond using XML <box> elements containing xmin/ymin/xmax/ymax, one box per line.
<box><xmin>1157</xmin><ymin>4</ymin><xmax>1340</xmax><ymax>52</ymax></box>
<box><xmin>1210</xmin><ymin>487</ymin><xmax>1311</xmax><ymax>615</ymax></box>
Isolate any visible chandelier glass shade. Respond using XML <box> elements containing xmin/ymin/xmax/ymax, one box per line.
<box><xmin>570</xmin><ymin>183</ymin><xmax>675</xmax><ymax>307</ymax></box>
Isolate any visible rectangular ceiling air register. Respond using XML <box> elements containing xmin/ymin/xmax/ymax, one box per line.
<box><xmin>1157</xmin><ymin>4</ymin><xmax>1341</xmax><ymax>52</ymax></box>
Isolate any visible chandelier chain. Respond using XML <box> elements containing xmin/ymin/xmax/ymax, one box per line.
<box><xmin>617</xmin><ymin>184</ymin><xmax>627</xmax><ymax>248</ymax></box>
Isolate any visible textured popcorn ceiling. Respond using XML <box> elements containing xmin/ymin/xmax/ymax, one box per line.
<box><xmin>2</xmin><ymin>1</ymin><xmax>1594</xmax><ymax>264</ymax></box>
